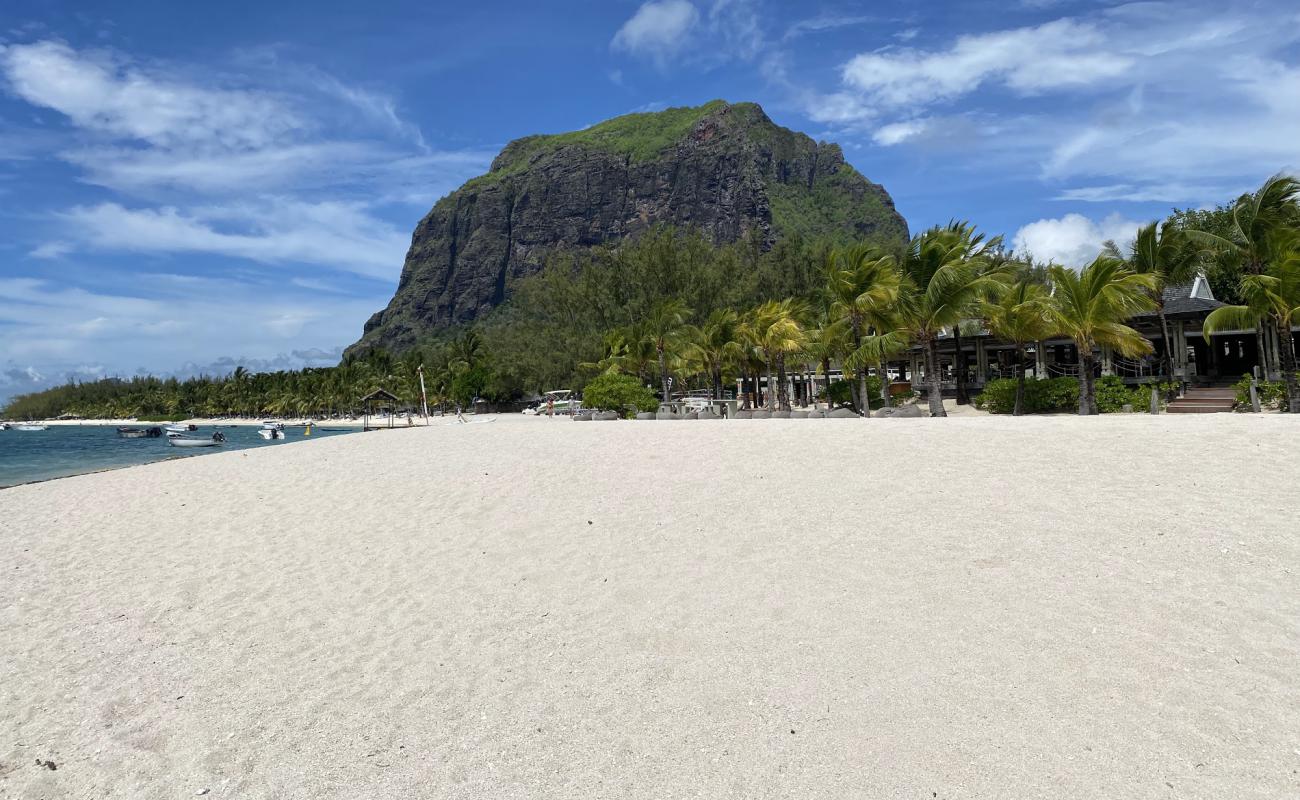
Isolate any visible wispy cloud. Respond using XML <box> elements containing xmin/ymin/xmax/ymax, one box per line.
<box><xmin>56</xmin><ymin>200</ymin><xmax>410</xmax><ymax>279</ymax></box>
<box><xmin>611</xmin><ymin>0</ymin><xmax>700</xmax><ymax>65</ymax></box>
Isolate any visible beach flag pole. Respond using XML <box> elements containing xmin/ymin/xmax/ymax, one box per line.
<box><xmin>417</xmin><ymin>366</ymin><xmax>431</xmax><ymax>425</ymax></box>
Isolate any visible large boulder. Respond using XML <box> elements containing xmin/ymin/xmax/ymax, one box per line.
<box><xmin>573</xmin><ymin>412</ymin><xmax>593</xmax><ymax>422</ymax></box>
<box><xmin>593</xmin><ymin>410</ymin><xmax>619</xmax><ymax>421</ymax></box>
<box><xmin>789</xmin><ymin>410</ymin><xmax>808</xmax><ymax>419</ymax></box>
<box><xmin>635</xmin><ymin>412</ymin><xmax>656</xmax><ymax>420</ymax></box>
<box><xmin>733</xmin><ymin>409</ymin><xmax>753</xmax><ymax>419</ymax></box>
<box><xmin>655</xmin><ymin>411</ymin><xmax>681</xmax><ymax>420</ymax></box>
<box><xmin>827</xmin><ymin>407</ymin><xmax>860</xmax><ymax>419</ymax></box>
<box><xmin>771</xmin><ymin>409</ymin><xmax>791</xmax><ymax>419</ymax></box>
<box><xmin>751</xmin><ymin>409</ymin><xmax>772</xmax><ymax>419</ymax></box>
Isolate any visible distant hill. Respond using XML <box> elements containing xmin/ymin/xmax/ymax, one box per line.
<box><xmin>350</xmin><ymin>100</ymin><xmax>909</xmax><ymax>354</ymax></box>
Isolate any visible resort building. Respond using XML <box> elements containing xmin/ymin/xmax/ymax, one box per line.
<box><xmin>738</xmin><ymin>279</ymin><xmax>1300</xmax><ymax>406</ymax></box>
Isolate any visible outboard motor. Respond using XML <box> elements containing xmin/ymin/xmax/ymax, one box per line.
<box><xmin>213</xmin><ymin>431</ymin><xmax>226</xmax><ymax>443</ymax></box>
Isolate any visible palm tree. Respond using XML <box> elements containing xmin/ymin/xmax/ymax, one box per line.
<box><xmin>684</xmin><ymin>309</ymin><xmax>746</xmax><ymax>400</ymax></box>
<box><xmin>897</xmin><ymin>225</ymin><xmax>1009</xmax><ymax>417</ymax></box>
<box><xmin>1185</xmin><ymin>174</ymin><xmax>1300</xmax><ymax>377</ymax></box>
<box><xmin>1125</xmin><ymin>221</ymin><xmax>1204</xmax><ymax>382</ymax></box>
<box><xmin>742</xmin><ymin>300</ymin><xmax>805</xmax><ymax>410</ymax></box>
<box><xmin>1047</xmin><ymin>258</ymin><xmax>1158</xmax><ymax>415</ymax></box>
<box><xmin>981</xmin><ymin>278</ymin><xmax>1055</xmax><ymax>415</ymax></box>
<box><xmin>824</xmin><ymin>244</ymin><xmax>901</xmax><ymax>415</ymax></box>
<box><xmin>1203</xmin><ymin>243</ymin><xmax>1300</xmax><ymax>412</ymax></box>
<box><xmin>640</xmin><ymin>298</ymin><xmax>690</xmax><ymax>401</ymax></box>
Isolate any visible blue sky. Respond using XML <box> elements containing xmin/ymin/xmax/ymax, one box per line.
<box><xmin>3</xmin><ymin>0</ymin><xmax>1299</xmax><ymax>402</ymax></box>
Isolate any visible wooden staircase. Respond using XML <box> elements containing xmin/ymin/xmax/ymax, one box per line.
<box><xmin>1166</xmin><ymin>387</ymin><xmax>1236</xmax><ymax>414</ymax></box>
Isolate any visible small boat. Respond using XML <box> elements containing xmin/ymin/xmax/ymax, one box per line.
<box><xmin>0</xmin><ymin>422</ymin><xmax>9</xmax><ymax>430</ymax></box>
<box><xmin>168</xmin><ymin>432</ymin><xmax>226</xmax><ymax>448</ymax></box>
<box><xmin>164</xmin><ymin>423</ymin><xmax>198</xmax><ymax>433</ymax></box>
<box><xmin>525</xmin><ymin>390</ymin><xmax>581</xmax><ymax>416</ymax></box>
<box><xmin>15</xmin><ymin>424</ymin><xmax>48</xmax><ymax>432</ymax></box>
<box><xmin>258</xmin><ymin>427</ymin><xmax>285</xmax><ymax>440</ymax></box>
<box><xmin>118</xmin><ymin>426</ymin><xmax>163</xmax><ymax>439</ymax></box>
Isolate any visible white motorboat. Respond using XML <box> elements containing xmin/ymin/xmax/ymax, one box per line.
<box><xmin>526</xmin><ymin>390</ymin><xmax>581</xmax><ymax>416</ymax></box>
<box><xmin>258</xmin><ymin>427</ymin><xmax>285</xmax><ymax>440</ymax></box>
<box><xmin>168</xmin><ymin>432</ymin><xmax>225</xmax><ymax>448</ymax></box>
<box><xmin>164</xmin><ymin>423</ymin><xmax>197</xmax><ymax>433</ymax></box>
<box><xmin>15</xmin><ymin>424</ymin><xmax>48</xmax><ymax>431</ymax></box>
<box><xmin>0</xmin><ymin>422</ymin><xmax>9</xmax><ymax>430</ymax></box>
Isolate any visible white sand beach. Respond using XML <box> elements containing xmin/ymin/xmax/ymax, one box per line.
<box><xmin>2</xmin><ymin>414</ymin><xmax>1297</xmax><ymax>798</ymax></box>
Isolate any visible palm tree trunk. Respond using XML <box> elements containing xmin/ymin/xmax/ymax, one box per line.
<box><xmin>765</xmin><ymin>357</ymin><xmax>775</xmax><ymax>410</ymax></box>
<box><xmin>1277</xmin><ymin>319</ymin><xmax>1299</xmax><ymax>413</ymax></box>
<box><xmin>1157</xmin><ymin>302</ymin><xmax>1175</xmax><ymax>383</ymax></box>
<box><xmin>776</xmin><ymin>353</ymin><xmax>789</xmax><ymax>410</ymax></box>
<box><xmin>657</xmin><ymin>346</ymin><xmax>670</xmax><ymax>402</ymax></box>
<box><xmin>1014</xmin><ymin>344</ymin><xmax>1026</xmax><ymax>417</ymax></box>
<box><xmin>851</xmin><ymin>320</ymin><xmax>867</xmax><ymax>416</ymax></box>
<box><xmin>953</xmin><ymin>328</ymin><xmax>970</xmax><ymax>405</ymax></box>
<box><xmin>1079</xmin><ymin>348</ymin><xmax>1098</xmax><ymax>415</ymax></box>
<box><xmin>925</xmin><ymin>338</ymin><xmax>946</xmax><ymax>417</ymax></box>
<box><xmin>878</xmin><ymin>359</ymin><xmax>890</xmax><ymax>408</ymax></box>
<box><xmin>820</xmin><ymin>357</ymin><xmax>831</xmax><ymax>408</ymax></box>
<box><xmin>1256</xmin><ymin>322</ymin><xmax>1270</xmax><ymax>379</ymax></box>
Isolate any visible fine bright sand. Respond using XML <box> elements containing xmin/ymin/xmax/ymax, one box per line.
<box><xmin>2</xmin><ymin>414</ymin><xmax>1297</xmax><ymax>799</ymax></box>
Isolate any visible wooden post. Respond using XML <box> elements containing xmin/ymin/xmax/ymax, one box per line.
<box><xmin>1250</xmin><ymin>377</ymin><xmax>1261</xmax><ymax>413</ymax></box>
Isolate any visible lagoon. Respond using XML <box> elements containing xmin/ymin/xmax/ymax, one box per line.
<box><xmin>0</xmin><ymin>424</ymin><xmax>356</xmax><ymax>488</ymax></box>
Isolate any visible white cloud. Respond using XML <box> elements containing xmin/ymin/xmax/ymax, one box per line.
<box><xmin>872</xmin><ymin>119</ymin><xmax>927</xmax><ymax>146</ymax></box>
<box><xmin>784</xmin><ymin>14</ymin><xmax>873</xmax><ymax>41</ymax></box>
<box><xmin>612</xmin><ymin>0</ymin><xmax>700</xmax><ymax>63</ymax></box>
<box><xmin>0</xmin><ymin>40</ymin><xmax>299</xmax><ymax>150</ymax></box>
<box><xmin>30</xmin><ymin>240</ymin><xmax>73</xmax><ymax>259</ymax></box>
<box><xmin>0</xmin><ymin>276</ymin><xmax>381</xmax><ymax>401</ymax></box>
<box><xmin>57</xmin><ymin>201</ymin><xmax>410</xmax><ymax>279</ymax></box>
<box><xmin>1012</xmin><ymin>213</ymin><xmax>1144</xmax><ymax>266</ymax></box>
<box><xmin>842</xmin><ymin>19</ymin><xmax>1132</xmax><ymax>110</ymax></box>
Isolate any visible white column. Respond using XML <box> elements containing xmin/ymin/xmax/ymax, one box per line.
<box><xmin>1101</xmin><ymin>346</ymin><xmax>1114</xmax><ymax>376</ymax></box>
<box><xmin>975</xmin><ymin>338</ymin><xmax>988</xmax><ymax>384</ymax></box>
<box><xmin>1035</xmin><ymin>341</ymin><xmax>1047</xmax><ymax>378</ymax></box>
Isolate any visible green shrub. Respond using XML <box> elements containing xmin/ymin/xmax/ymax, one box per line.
<box><xmin>581</xmin><ymin>372</ymin><xmax>658</xmax><ymax>418</ymax></box>
<box><xmin>826</xmin><ymin>377</ymin><xmax>884</xmax><ymax>410</ymax></box>
<box><xmin>976</xmin><ymin>377</ymin><xmax>1079</xmax><ymax>414</ymax></box>
<box><xmin>1232</xmin><ymin>373</ymin><xmax>1288</xmax><ymax>409</ymax></box>
<box><xmin>1095</xmin><ymin>375</ymin><xmax>1148</xmax><ymax>413</ymax></box>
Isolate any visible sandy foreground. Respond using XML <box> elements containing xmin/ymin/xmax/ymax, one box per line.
<box><xmin>2</xmin><ymin>414</ymin><xmax>1297</xmax><ymax>799</ymax></box>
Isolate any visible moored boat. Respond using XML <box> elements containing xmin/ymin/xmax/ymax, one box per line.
<box><xmin>117</xmin><ymin>426</ymin><xmax>163</xmax><ymax>439</ymax></box>
<box><xmin>167</xmin><ymin>432</ymin><xmax>226</xmax><ymax>448</ymax></box>
<box><xmin>15</xmin><ymin>424</ymin><xmax>48</xmax><ymax>431</ymax></box>
<box><xmin>164</xmin><ymin>423</ymin><xmax>198</xmax><ymax>433</ymax></box>
<box><xmin>258</xmin><ymin>427</ymin><xmax>285</xmax><ymax>440</ymax></box>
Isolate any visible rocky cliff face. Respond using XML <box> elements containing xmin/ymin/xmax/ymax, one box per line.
<box><xmin>351</xmin><ymin>100</ymin><xmax>908</xmax><ymax>354</ymax></box>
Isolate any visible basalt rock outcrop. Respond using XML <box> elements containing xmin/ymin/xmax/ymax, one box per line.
<box><xmin>351</xmin><ymin>100</ymin><xmax>908</xmax><ymax>354</ymax></box>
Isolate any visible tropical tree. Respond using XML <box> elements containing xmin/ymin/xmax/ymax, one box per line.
<box><xmin>897</xmin><ymin>225</ymin><xmax>1009</xmax><ymax>417</ymax></box>
<box><xmin>824</xmin><ymin>244</ymin><xmax>901</xmax><ymax>415</ymax></box>
<box><xmin>1122</xmin><ymin>221</ymin><xmax>1206</xmax><ymax>382</ymax></box>
<box><xmin>1185</xmin><ymin>174</ymin><xmax>1300</xmax><ymax>377</ymax></box>
<box><xmin>1203</xmin><ymin>244</ymin><xmax>1300</xmax><ymax>412</ymax></box>
<box><xmin>981</xmin><ymin>278</ymin><xmax>1055</xmax><ymax>416</ymax></box>
<box><xmin>684</xmin><ymin>309</ymin><xmax>746</xmax><ymax>400</ymax></box>
<box><xmin>1047</xmin><ymin>258</ymin><xmax>1158</xmax><ymax>415</ymax></box>
<box><xmin>639</xmin><ymin>298</ymin><xmax>691</xmax><ymax>400</ymax></box>
<box><xmin>742</xmin><ymin>300</ymin><xmax>805</xmax><ymax>410</ymax></box>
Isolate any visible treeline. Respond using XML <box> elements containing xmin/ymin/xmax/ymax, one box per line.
<box><xmin>7</xmin><ymin>175</ymin><xmax>1299</xmax><ymax>420</ymax></box>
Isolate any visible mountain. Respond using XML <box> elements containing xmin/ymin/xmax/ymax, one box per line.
<box><xmin>350</xmin><ymin>100</ymin><xmax>908</xmax><ymax>354</ymax></box>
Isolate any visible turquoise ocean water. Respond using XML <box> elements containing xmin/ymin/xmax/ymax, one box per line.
<box><xmin>0</xmin><ymin>425</ymin><xmax>356</xmax><ymax>488</ymax></box>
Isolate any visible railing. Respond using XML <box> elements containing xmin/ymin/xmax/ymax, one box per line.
<box><xmin>1046</xmin><ymin>362</ymin><xmax>1080</xmax><ymax>378</ymax></box>
<box><xmin>1113</xmin><ymin>356</ymin><xmax>1155</xmax><ymax>379</ymax></box>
